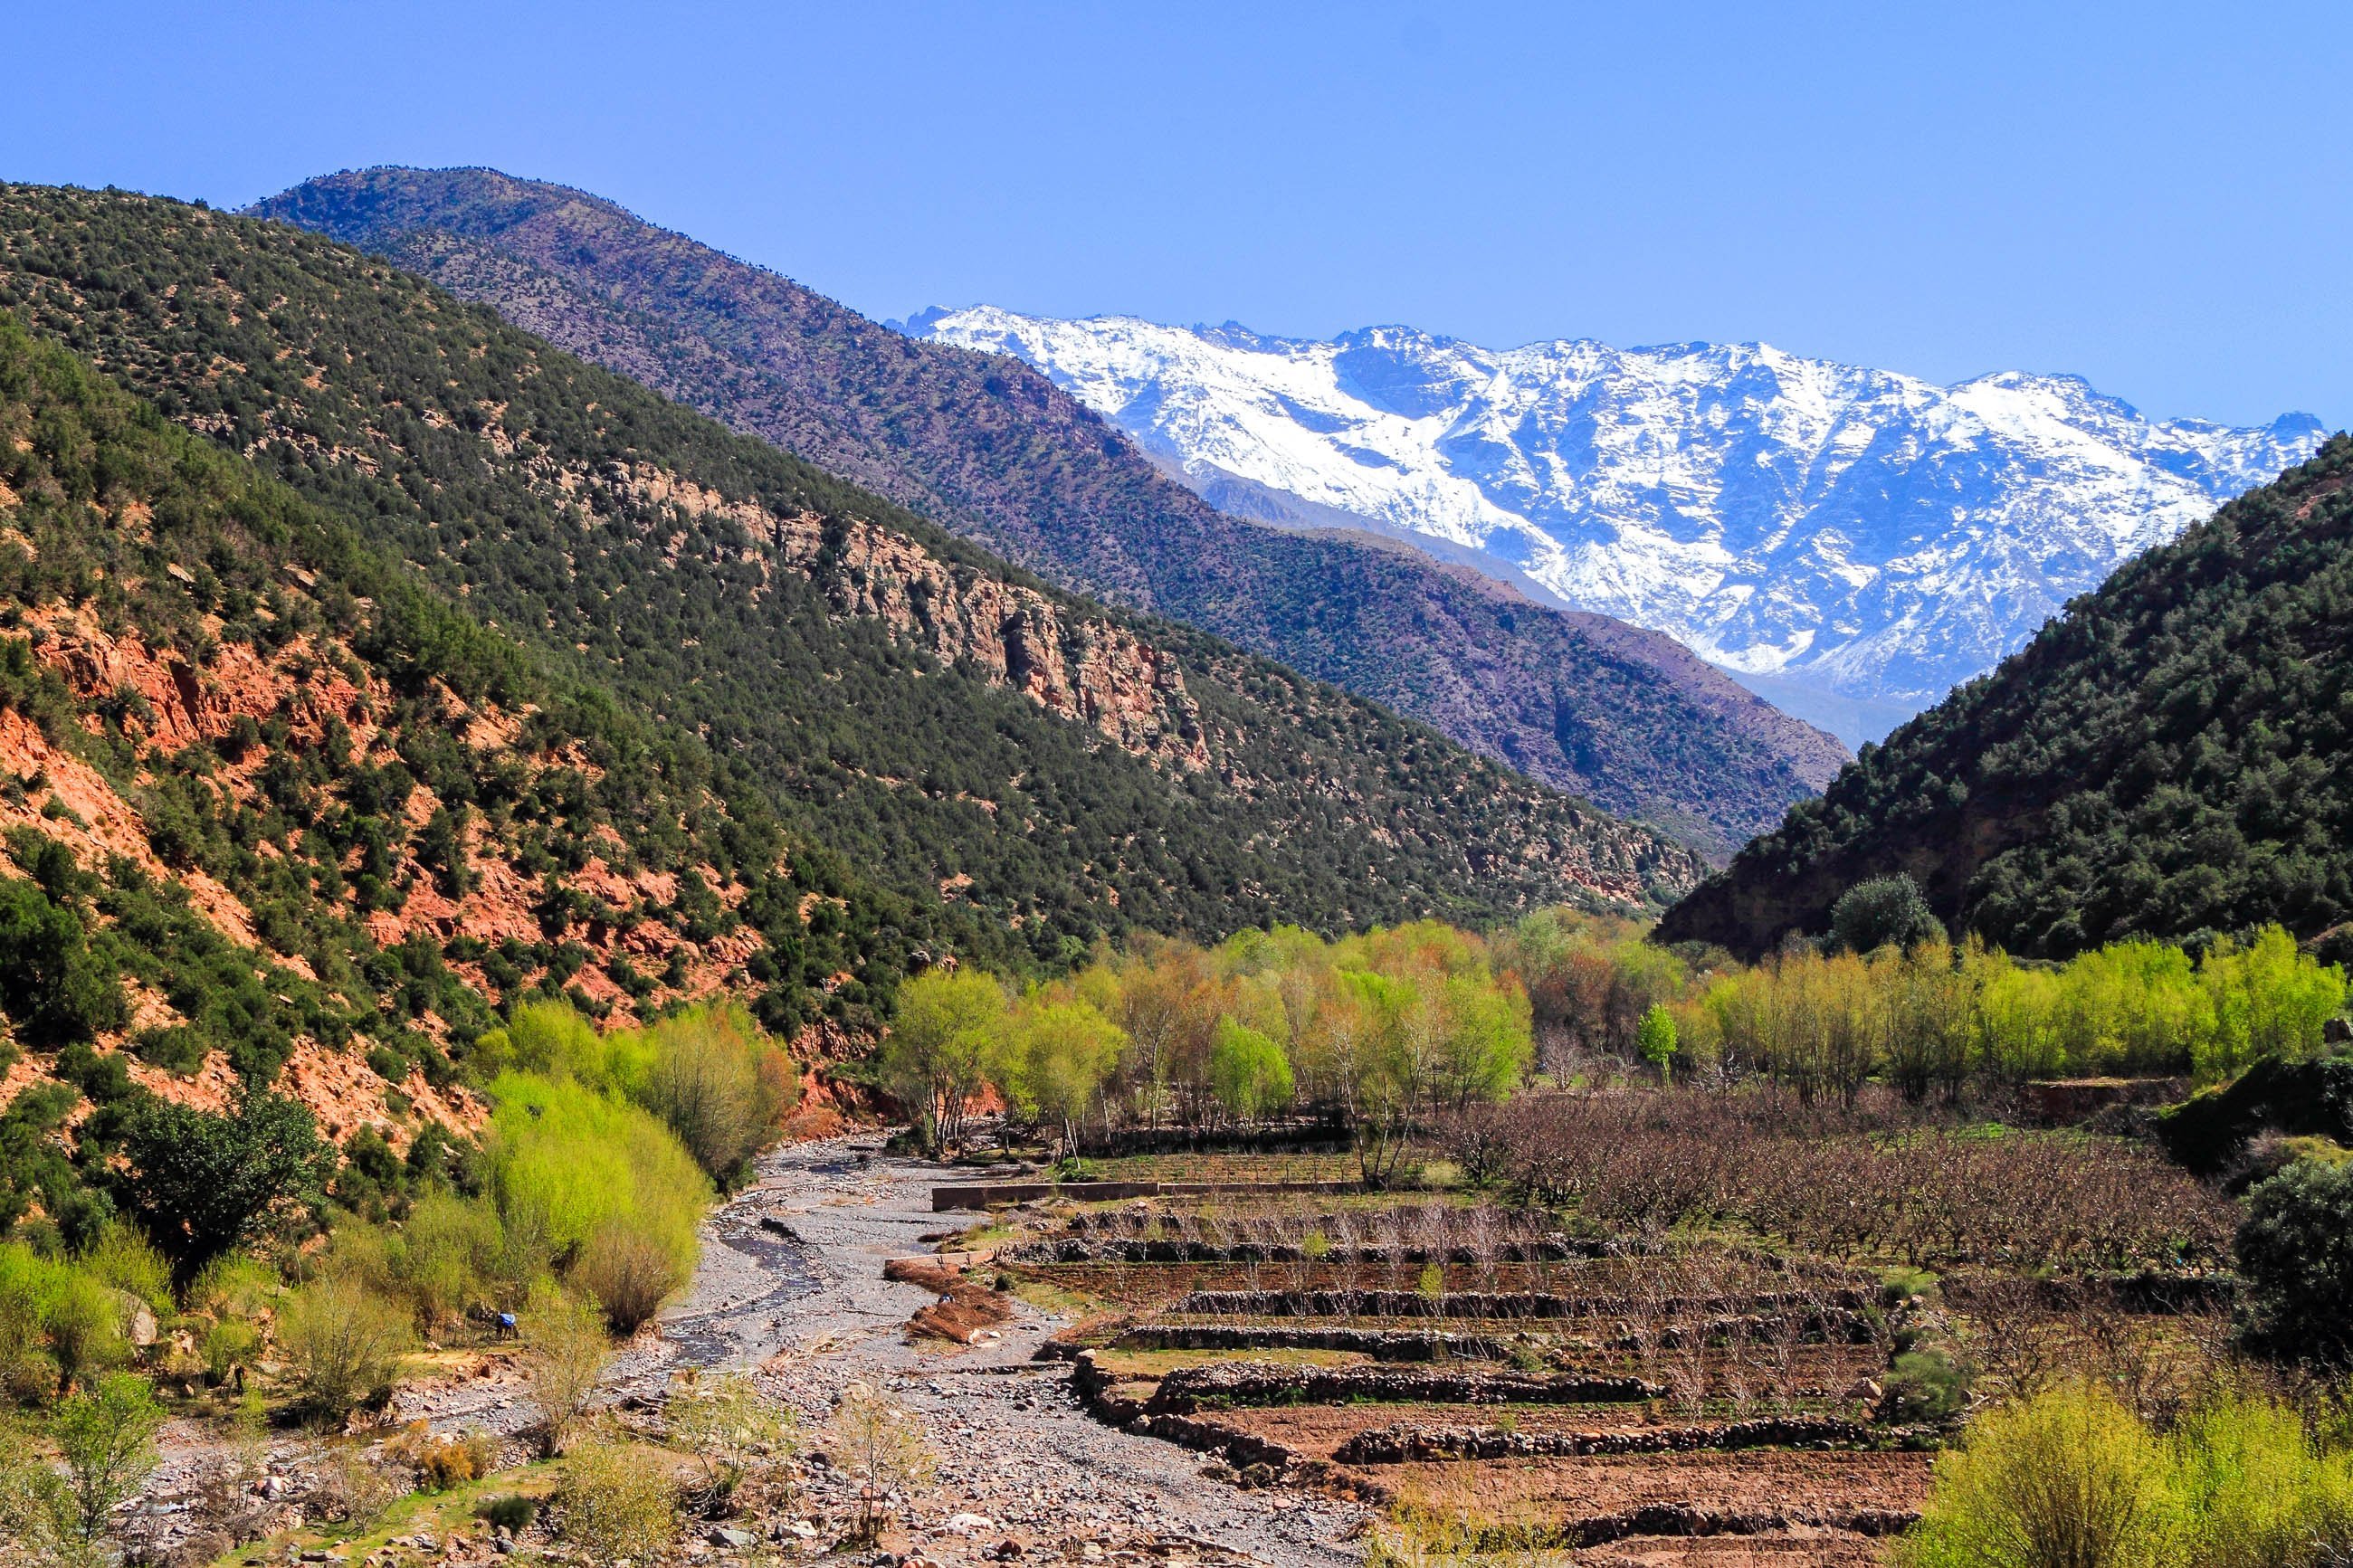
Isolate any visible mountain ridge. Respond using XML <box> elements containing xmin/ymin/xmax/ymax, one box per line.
<box><xmin>248</xmin><ymin>166</ymin><xmax>1846</xmax><ymax>856</ymax></box>
<box><xmin>1658</xmin><ymin>433</ymin><xmax>2353</xmax><ymax>961</ymax></box>
<box><xmin>909</xmin><ymin>306</ymin><xmax>2325</xmax><ymax>743</ymax></box>
<box><xmin>0</xmin><ymin>181</ymin><xmax>1700</xmax><ymax>969</ymax></box>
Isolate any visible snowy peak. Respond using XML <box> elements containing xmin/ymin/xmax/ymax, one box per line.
<box><xmin>910</xmin><ymin>306</ymin><xmax>2325</xmax><ymax>742</ymax></box>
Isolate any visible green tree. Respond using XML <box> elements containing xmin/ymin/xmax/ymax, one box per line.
<box><xmin>2234</xmin><ymin>1157</ymin><xmax>2353</xmax><ymax>1364</ymax></box>
<box><xmin>1830</xmin><ymin>874</ymin><xmax>1946</xmax><ymax>955</ymax></box>
<box><xmin>1207</xmin><ymin>1018</ymin><xmax>1293</xmax><ymax>1124</ymax></box>
<box><xmin>0</xmin><ymin>876</ymin><xmax>127</xmax><ymax>1046</ymax></box>
<box><xmin>115</xmin><ymin>1088</ymin><xmax>330</xmax><ymax>1278</ymax></box>
<box><xmin>875</xmin><ymin>968</ymin><xmax>1008</xmax><ymax>1155</ymax></box>
<box><xmin>1636</xmin><ymin>1003</ymin><xmax>1678</xmax><ymax>1084</ymax></box>
<box><xmin>1008</xmin><ymin>999</ymin><xmax>1126</xmax><ymax>1154</ymax></box>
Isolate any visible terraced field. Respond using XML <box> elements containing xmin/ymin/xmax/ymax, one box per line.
<box><xmin>895</xmin><ymin>1147</ymin><xmax>2237</xmax><ymax>1564</ymax></box>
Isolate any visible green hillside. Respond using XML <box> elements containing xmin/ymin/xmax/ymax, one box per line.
<box><xmin>249</xmin><ymin>166</ymin><xmax>1848</xmax><ymax>856</ymax></box>
<box><xmin>1659</xmin><ymin>435</ymin><xmax>2353</xmax><ymax>959</ymax></box>
<box><xmin>0</xmin><ymin>184</ymin><xmax>1700</xmax><ymax>974</ymax></box>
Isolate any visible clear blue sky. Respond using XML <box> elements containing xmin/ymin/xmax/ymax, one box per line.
<box><xmin>4</xmin><ymin>2</ymin><xmax>2346</xmax><ymax>428</ymax></box>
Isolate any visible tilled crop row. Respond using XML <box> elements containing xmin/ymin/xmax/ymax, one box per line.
<box><xmin>1329</xmin><ymin>1416</ymin><xmax>1884</xmax><ymax>1463</ymax></box>
<box><xmin>1140</xmin><ymin>1359</ymin><xmax>1662</xmax><ymax>1413</ymax></box>
<box><xmin>1108</xmin><ymin>1324</ymin><xmax>1519</xmax><ymax>1361</ymax></box>
<box><xmin>1169</xmin><ymin>1287</ymin><xmax>1872</xmax><ymax>1321</ymax></box>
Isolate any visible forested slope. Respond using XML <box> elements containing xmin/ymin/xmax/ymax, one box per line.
<box><xmin>1660</xmin><ymin>436</ymin><xmax>2353</xmax><ymax>959</ymax></box>
<box><xmin>250</xmin><ymin>166</ymin><xmax>1846</xmax><ymax>856</ymax></box>
<box><xmin>0</xmin><ymin>185</ymin><xmax>1699</xmax><ymax>971</ymax></box>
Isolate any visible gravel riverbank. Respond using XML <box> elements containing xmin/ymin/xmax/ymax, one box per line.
<box><xmin>705</xmin><ymin>1136</ymin><xmax>1369</xmax><ymax>1568</ymax></box>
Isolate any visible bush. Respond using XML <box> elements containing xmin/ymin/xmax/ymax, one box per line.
<box><xmin>479</xmin><ymin>1493</ymin><xmax>538</xmax><ymax>1534</ymax></box>
<box><xmin>572</xmin><ymin>1223</ymin><xmax>682</xmax><ymax>1335</ymax></box>
<box><xmin>0</xmin><ymin>874</ymin><xmax>129</xmax><ymax>1046</ymax></box>
<box><xmin>558</xmin><ymin>1434</ymin><xmax>678</xmax><ymax>1565</ymax></box>
<box><xmin>77</xmin><ymin>1224</ymin><xmax>171</xmax><ymax>1316</ymax></box>
<box><xmin>485</xmin><ymin>1072</ymin><xmax>705</xmax><ymax>1326</ymax></box>
<box><xmin>1830</xmin><ymin>874</ymin><xmax>1945</xmax><ymax>955</ymax></box>
<box><xmin>280</xmin><ymin>1274</ymin><xmax>415</xmax><ymax>1424</ymax></box>
<box><xmin>1900</xmin><ymin>1383</ymin><xmax>2176</xmax><ymax>1568</ymax></box>
<box><xmin>2168</xmin><ymin>1392</ymin><xmax>2353</xmax><ymax>1568</ymax></box>
<box><xmin>1884</xmin><ymin>1347</ymin><xmax>1972</xmax><ymax>1422</ymax></box>
<box><xmin>639</xmin><ymin>1003</ymin><xmax>785</xmax><ymax>1188</ymax></box>
<box><xmin>666</xmin><ymin>1370</ymin><xmax>793</xmax><ymax>1504</ymax></box>
<box><xmin>824</xmin><ymin>1383</ymin><xmax>932</xmax><ymax>1545</ymax></box>
<box><xmin>1901</xmin><ymin>1383</ymin><xmax>2353</xmax><ymax>1568</ymax></box>
<box><xmin>391</xmin><ymin>1190</ymin><xmax>506</xmax><ymax>1331</ymax></box>
<box><xmin>2234</xmin><ymin>1157</ymin><xmax>2353</xmax><ymax>1363</ymax></box>
<box><xmin>386</xmin><ymin>1421</ymin><xmax>495</xmax><ymax>1492</ymax></box>
<box><xmin>522</xmin><ymin>1285</ymin><xmax>609</xmax><ymax>1455</ymax></box>
<box><xmin>50</xmin><ymin>1372</ymin><xmax>162</xmax><ymax>1542</ymax></box>
<box><xmin>0</xmin><ymin>1413</ymin><xmax>72</xmax><ymax>1556</ymax></box>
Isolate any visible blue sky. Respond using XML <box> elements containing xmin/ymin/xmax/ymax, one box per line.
<box><xmin>4</xmin><ymin>2</ymin><xmax>2346</xmax><ymax>429</ymax></box>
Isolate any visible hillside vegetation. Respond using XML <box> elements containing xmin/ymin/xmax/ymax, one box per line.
<box><xmin>0</xmin><ymin>183</ymin><xmax>1700</xmax><ymax>971</ymax></box>
<box><xmin>250</xmin><ymin>166</ymin><xmax>1847</xmax><ymax>856</ymax></box>
<box><xmin>1661</xmin><ymin>435</ymin><xmax>2353</xmax><ymax>959</ymax></box>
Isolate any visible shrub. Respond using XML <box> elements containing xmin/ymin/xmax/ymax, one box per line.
<box><xmin>666</xmin><ymin>1370</ymin><xmax>793</xmax><ymax>1504</ymax></box>
<box><xmin>2234</xmin><ymin>1157</ymin><xmax>2353</xmax><ymax>1364</ymax></box>
<box><xmin>486</xmin><ymin>1072</ymin><xmax>705</xmax><ymax>1326</ymax></box>
<box><xmin>0</xmin><ymin>874</ymin><xmax>129</xmax><ymax>1046</ymax></box>
<box><xmin>2168</xmin><ymin>1392</ymin><xmax>2353</xmax><ymax>1568</ymax></box>
<box><xmin>77</xmin><ymin>1224</ymin><xmax>171</xmax><ymax>1316</ymax></box>
<box><xmin>558</xmin><ymin>1434</ymin><xmax>678</xmax><ymax>1566</ymax></box>
<box><xmin>393</xmin><ymin>1189</ymin><xmax>506</xmax><ymax>1330</ymax></box>
<box><xmin>50</xmin><ymin>1372</ymin><xmax>162</xmax><ymax>1542</ymax></box>
<box><xmin>639</xmin><ymin>1003</ymin><xmax>784</xmax><ymax>1188</ymax></box>
<box><xmin>824</xmin><ymin>1384</ymin><xmax>932</xmax><ymax>1545</ymax></box>
<box><xmin>1885</xmin><ymin>1347</ymin><xmax>1972</xmax><ymax>1422</ymax></box>
<box><xmin>386</xmin><ymin>1421</ymin><xmax>494</xmax><ymax>1492</ymax></box>
<box><xmin>522</xmin><ymin>1285</ymin><xmax>609</xmax><ymax>1455</ymax></box>
<box><xmin>309</xmin><ymin>1445</ymin><xmax>403</xmax><ymax>1528</ymax></box>
<box><xmin>0</xmin><ymin>1414</ymin><xmax>72</xmax><ymax>1556</ymax></box>
<box><xmin>572</xmin><ymin>1223</ymin><xmax>682</xmax><ymax>1335</ymax></box>
<box><xmin>478</xmin><ymin>1493</ymin><xmax>538</xmax><ymax>1534</ymax></box>
<box><xmin>1899</xmin><ymin>1382</ymin><xmax>2177</xmax><ymax>1568</ymax></box>
<box><xmin>280</xmin><ymin>1274</ymin><xmax>415</xmax><ymax>1424</ymax></box>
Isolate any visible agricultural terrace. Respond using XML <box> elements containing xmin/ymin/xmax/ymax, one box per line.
<box><xmin>896</xmin><ymin>904</ymin><xmax>2353</xmax><ymax>1564</ymax></box>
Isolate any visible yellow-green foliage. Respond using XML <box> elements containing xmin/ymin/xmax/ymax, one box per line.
<box><xmin>486</xmin><ymin>1071</ymin><xmax>709</xmax><ymax>1326</ymax></box>
<box><xmin>1902</xmin><ymin>1383</ymin><xmax>2353</xmax><ymax>1568</ymax></box>
<box><xmin>0</xmin><ymin>1242</ymin><xmax>130</xmax><ymax>1400</ymax></box>
<box><xmin>1682</xmin><ymin>925</ymin><xmax>2342</xmax><ymax>1096</ymax></box>
<box><xmin>479</xmin><ymin>1000</ymin><xmax>790</xmax><ymax>1185</ymax></box>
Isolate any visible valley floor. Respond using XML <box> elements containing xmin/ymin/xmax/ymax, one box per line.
<box><xmin>624</xmin><ymin>1136</ymin><xmax>1368</xmax><ymax>1566</ymax></box>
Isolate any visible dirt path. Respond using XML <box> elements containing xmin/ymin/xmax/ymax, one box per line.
<box><xmin>641</xmin><ymin>1136</ymin><xmax>1371</xmax><ymax>1567</ymax></box>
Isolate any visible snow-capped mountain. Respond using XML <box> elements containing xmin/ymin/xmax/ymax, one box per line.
<box><xmin>905</xmin><ymin>308</ymin><xmax>2325</xmax><ymax>742</ymax></box>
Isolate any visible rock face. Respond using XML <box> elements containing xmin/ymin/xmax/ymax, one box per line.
<box><xmin>912</xmin><ymin>309</ymin><xmax>2325</xmax><ymax>744</ymax></box>
<box><xmin>249</xmin><ymin>166</ymin><xmax>1852</xmax><ymax>856</ymax></box>
<box><xmin>765</xmin><ymin>508</ymin><xmax>1207</xmax><ymax>772</ymax></box>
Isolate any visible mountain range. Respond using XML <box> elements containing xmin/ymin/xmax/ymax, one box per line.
<box><xmin>250</xmin><ymin>167</ymin><xmax>1847</xmax><ymax>855</ymax></box>
<box><xmin>1661</xmin><ymin>433</ymin><xmax>2353</xmax><ymax>961</ymax></box>
<box><xmin>0</xmin><ymin>182</ymin><xmax>1700</xmax><ymax>984</ymax></box>
<box><xmin>907</xmin><ymin>309</ymin><xmax>2326</xmax><ymax>744</ymax></box>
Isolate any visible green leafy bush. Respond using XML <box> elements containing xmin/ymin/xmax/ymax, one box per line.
<box><xmin>280</xmin><ymin>1274</ymin><xmax>415</xmax><ymax>1423</ymax></box>
<box><xmin>2234</xmin><ymin>1157</ymin><xmax>2353</xmax><ymax>1364</ymax></box>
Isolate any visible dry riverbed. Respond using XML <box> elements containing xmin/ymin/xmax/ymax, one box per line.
<box><xmin>382</xmin><ymin>1136</ymin><xmax>1367</xmax><ymax>1568</ymax></box>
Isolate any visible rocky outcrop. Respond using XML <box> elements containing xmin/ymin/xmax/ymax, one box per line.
<box><xmin>767</xmin><ymin>509</ymin><xmax>1207</xmax><ymax>771</ymax></box>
